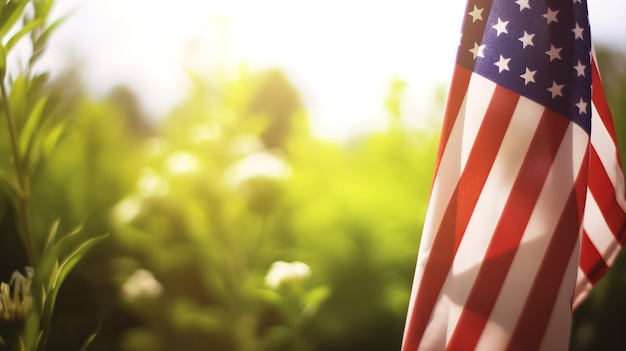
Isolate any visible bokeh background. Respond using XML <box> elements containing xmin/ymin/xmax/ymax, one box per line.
<box><xmin>1</xmin><ymin>1</ymin><xmax>625</xmax><ymax>350</ymax></box>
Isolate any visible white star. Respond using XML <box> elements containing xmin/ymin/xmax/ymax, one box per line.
<box><xmin>543</xmin><ymin>8</ymin><xmax>559</xmax><ymax>24</ymax></box>
<box><xmin>572</xmin><ymin>23</ymin><xmax>585</xmax><ymax>40</ymax></box>
<box><xmin>469</xmin><ymin>5</ymin><xmax>484</xmax><ymax>23</ymax></box>
<box><xmin>573</xmin><ymin>60</ymin><xmax>586</xmax><ymax>77</ymax></box>
<box><xmin>515</xmin><ymin>0</ymin><xmax>531</xmax><ymax>11</ymax></box>
<box><xmin>520</xmin><ymin>67</ymin><xmax>537</xmax><ymax>85</ymax></box>
<box><xmin>547</xmin><ymin>81</ymin><xmax>564</xmax><ymax>98</ymax></box>
<box><xmin>574</xmin><ymin>0</ymin><xmax>582</xmax><ymax>4</ymax></box>
<box><xmin>575</xmin><ymin>97</ymin><xmax>588</xmax><ymax>114</ymax></box>
<box><xmin>545</xmin><ymin>44</ymin><xmax>563</xmax><ymax>61</ymax></box>
<box><xmin>494</xmin><ymin>55</ymin><xmax>511</xmax><ymax>73</ymax></box>
<box><xmin>519</xmin><ymin>31</ymin><xmax>535</xmax><ymax>49</ymax></box>
<box><xmin>469</xmin><ymin>42</ymin><xmax>486</xmax><ymax>60</ymax></box>
<box><xmin>492</xmin><ymin>18</ymin><xmax>509</xmax><ymax>36</ymax></box>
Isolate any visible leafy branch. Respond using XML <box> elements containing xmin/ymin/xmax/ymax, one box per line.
<box><xmin>0</xmin><ymin>77</ymin><xmax>36</xmax><ymax>266</ymax></box>
<box><xmin>0</xmin><ymin>1</ymin><xmax>106</xmax><ymax>350</ymax></box>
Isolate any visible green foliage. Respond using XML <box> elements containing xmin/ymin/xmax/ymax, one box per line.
<box><xmin>10</xmin><ymin>61</ymin><xmax>438</xmax><ymax>351</ymax></box>
<box><xmin>0</xmin><ymin>1</ymin><xmax>103</xmax><ymax>350</ymax></box>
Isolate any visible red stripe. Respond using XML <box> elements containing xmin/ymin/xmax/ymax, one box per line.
<box><xmin>588</xmin><ymin>146</ymin><xmax>626</xmax><ymax>241</ymax></box>
<box><xmin>446</xmin><ymin>109</ymin><xmax>570</xmax><ymax>350</ymax></box>
<box><xmin>436</xmin><ymin>65</ymin><xmax>473</xmax><ymax>171</ymax></box>
<box><xmin>507</xmin><ymin>150</ymin><xmax>589</xmax><ymax>351</ymax></box>
<box><xmin>579</xmin><ymin>230</ymin><xmax>609</xmax><ymax>284</ymax></box>
<box><xmin>402</xmin><ymin>85</ymin><xmax>519</xmax><ymax>350</ymax></box>
<box><xmin>591</xmin><ymin>60</ymin><xmax>619</xmax><ymax>148</ymax></box>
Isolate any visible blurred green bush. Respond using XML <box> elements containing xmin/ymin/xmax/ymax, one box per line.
<box><xmin>11</xmin><ymin>64</ymin><xmax>440</xmax><ymax>351</ymax></box>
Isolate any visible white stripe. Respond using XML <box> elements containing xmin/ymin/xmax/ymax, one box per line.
<box><xmin>413</xmin><ymin>74</ymin><xmax>496</xmax><ymax>274</ymax></box>
<box><xmin>419</xmin><ymin>295</ymin><xmax>450</xmax><ymax>350</ymax></box>
<box><xmin>590</xmin><ymin>102</ymin><xmax>626</xmax><ymax>212</ymax></box>
<box><xmin>440</xmin><ymin>96</ymin><xmax>543</xmax><ymax>344</ymax></box>
<box><xmin>460</xmin><ymin>75</ymin><xmax>496</xmax><ymax>168</ymax></box>
<box><xmin>476</xmin><ymin>122</ymin><xmax>589</xmax><ymax>350</ymax></box>
<box><xmin>582</xmin><ymin>192</ymin><xmax>621</xmax><ymax>262</ymax></box>
<box><xmin>572</xmin><ymin>267</ymin><xmax>592</xmax><ymax>308</ymax></box>
<box><xmin>410</xmin><ymin>73</ymin><xmax>496</xmax><ymax>349</ymax></box>
<box><xmin>572</xmin><ymin>102</ymin><xmax>626</xmax><ymax>305</ymax></box>
<box><xmin>539</xmin><ymin>236</ymin><xmax>580</xmax><ymax>351</ymax></box>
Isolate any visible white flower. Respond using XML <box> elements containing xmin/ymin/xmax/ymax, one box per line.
<box><xmin>166</xmin><ymin>152</ymin><xmax>199</xmax><ymax>174</ymax></box>
<box><xmin>264</xmin><ymin>261</ymin><xmax>311</xmax><ymax>289</ymax></box>
<box><xmin>111</xmin><ymin>196</ymin><xmax>143</xmax><ymax>225</ymax></box>
<box><xmin>122</xmin><ymin>269</ymin><xmax>163</xmax><ymax>300</ymax></box>
<box><xmin>0</xmin><ymin>267</ymin><xmax>34</xmax><ymax>320</ymax></box>
<box><xmin>225</xmin><ymin>151</ymin><xmax>291</xmax><ymax>188</ymax></box>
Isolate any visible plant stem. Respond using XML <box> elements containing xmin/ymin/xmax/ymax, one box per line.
<box><xmin>1</xmin><ymin>79</ymin><xmax>36</xmax><ymax>267</ymax></box>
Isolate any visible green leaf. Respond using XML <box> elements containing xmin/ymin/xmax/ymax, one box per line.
<box><xmin>34</xmin><ymin>330</ymin><xmax>45</xmax><ymax>351</ymax></box>
<box><xmin>32</xmin><ymin>258</ymin><xmax>56</xmax><ymax>314</ymax></box>
<box><xmin>40</xmin><ymin>285</ymin><xmax>47</xmax><ymax>310</ymax></box>
<box><xmin>5</xmin><ymin>18</ymin><xmax>44</xmax><ymax>51</ymax></box>
<box><xmin>47</xmin><ymin>259</ymin><xmax>59</xmax><ymax>292</ymax></box>
<box><xmin>0</xmin><ymin>164</ymin><xmax>20</xmax><ymax>196</ymax></box>
<box><xmin>0</xmin><ymin>0</ymin><xmax>29</xmax><ymax>38</ymax></box>
<box><xmin>42</xmin><ymin>224</ymin><xmax>82</xmax><ymax>291</ymax></box>
<box><xmin>0</xmin><ymin>44</ymin><xmax>6</xmax><ymax>80</ymax></box>
<box><xmin>29</xmin><ymin>72</ymin><xmax>50</xmax><ymax>95</ymax></box>
<box><xmin>42</xmin><ymin>233</ymin><xmax>108</xmax><ymax>327</ymax></box>
<box><xmin>41</xmin><ymin>121</ymin><xmax>65</xmax><ymax>160</ymax></box>
<box><xmin>33</xmin><ymin>0</ymin><xmax>54</xmax><ymax>21</ymax></box>
<box><xmin>21</xmin><ymin>310</ymin><xmax>42</xmax><ymax>351</ymax></box>
<box><xmin>302</xmin><ymin>285</ymin><xmax>331</xmax><ymax>317</ymax></box>
<box><xmin>34</xmin><ymin>224</ymin><xmax>79</xmax><ymax>297</ymax></box>
<box><xmin>58</xmin><ymin>234</ymin><xmax>108</xmax><ymax>288</ymax></box>
<box><xmin>8</xmin><ymin>75</ymin><xmax>27</xmax><ymax>128</ymax></box>
<box><xmin>38</xmin><ymin>259</ymin><xmax>57</xmax><ymax>314</ymax></box>
<box><xmin>19</xmin><ymin>96</ymin><xmax>47</xmax><ymax>162</ymax></box>
<box><xmin>43</xmin><ymin>219</ymin><xmax>60</xmax><ymax>256</ymax></box>
<box><xmin>79</xmin><ymin>330</ymin><xmax>98</xmax><ymax>351</ymax></box>
<box><xmin>29</xmin><ymin>15</ymin><xmax>66</xmax><ymax>67</ymax></box>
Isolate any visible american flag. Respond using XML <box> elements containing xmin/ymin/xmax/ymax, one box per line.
<box><xmin>402</xmin><ymin>0</ymin><xmax>626</xmax><ymax>350</ymax></box>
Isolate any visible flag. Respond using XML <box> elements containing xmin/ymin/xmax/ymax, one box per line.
<box><xmin>402</xmin><ymin>0</ymin><xmax>626</xmax><ymax>350</ymax></box>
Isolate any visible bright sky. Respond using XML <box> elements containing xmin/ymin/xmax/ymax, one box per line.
<box><xmin>40</xmin><ymin>0</ymin><xmax>626</xmax><ymax>140</ymax></box>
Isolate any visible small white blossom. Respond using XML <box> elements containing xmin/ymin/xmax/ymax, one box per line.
<box><xmin>264</xmin><ymin>261</ymin><xmax>311</xmax><ymax>289</ymax></box>
<box><xmin>0</xmin><ymin>267</ymin><xmax>34</xmax><ymax>320</ymax></box>
<box><xmin>166</xmin><ymin>152</ymin><xmax>199</xmax><ymax>174</ymax></box>
<box><xmin>122</xmin><ymin>269</ymin><xmax>163</xmax><ymax>300</ymax></box>
<box><xmin>111</xmin><ymin>196</ymin><xmax>142</xmax><ymax>225</ymax></box>
<box><xmin>225</xmin><ymin>151</ymin><xmax>291</xmax><ymax>188</ymax></box>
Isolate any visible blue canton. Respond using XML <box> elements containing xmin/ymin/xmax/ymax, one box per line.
<box><xmin>458</xmin><ymin>0</ymin><xmax>592</xmax><ymax>133</ymax></box>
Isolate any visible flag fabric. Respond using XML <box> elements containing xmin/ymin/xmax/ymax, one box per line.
<box><xmin>402</xmin><ymin>0</ymin><xmax>626</xmax><ymax>350</ymax></box>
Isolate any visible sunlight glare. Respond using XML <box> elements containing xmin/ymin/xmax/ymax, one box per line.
<box><xmin>43</xmin><ymin>0</ymin><xmax>626</xmax><ymax>140</ymax></box>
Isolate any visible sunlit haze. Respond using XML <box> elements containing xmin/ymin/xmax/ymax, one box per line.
<box><xmin>40</xmin><ymin>0</ymin><xmax>626</xmax><ymax>140</ymax></box>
